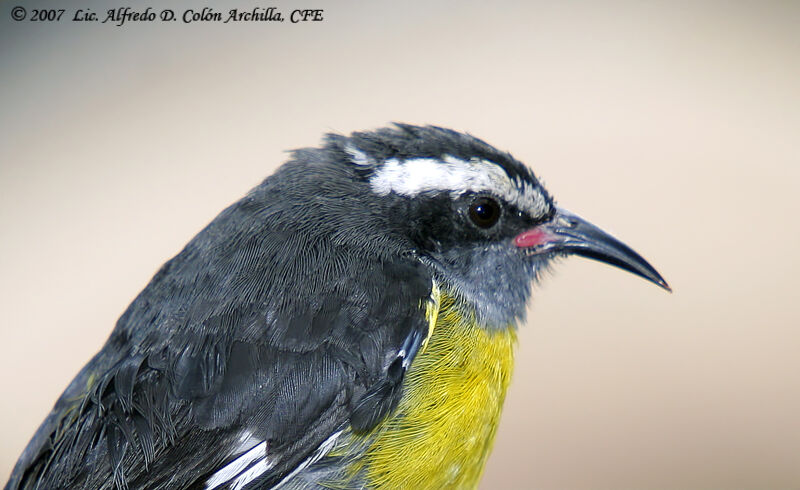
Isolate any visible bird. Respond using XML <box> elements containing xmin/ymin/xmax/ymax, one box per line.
<box><xmin>6</xmin><ymin>124</ymin><xmax>669</xmax><ymax>490</ymax></box>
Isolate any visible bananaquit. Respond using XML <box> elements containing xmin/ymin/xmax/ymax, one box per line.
<box><xmin>7</xmin><ymin>124</ymin><xmax>669</xmax><ymax>490</ymax></box>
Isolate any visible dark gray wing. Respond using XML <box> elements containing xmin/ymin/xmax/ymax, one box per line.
<box><xmin>6</xmin><ymin>160</ymin><xmax>432</xmax><ymax>490</ymax></box>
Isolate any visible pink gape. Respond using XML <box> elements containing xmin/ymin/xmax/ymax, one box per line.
<box><xmin>513</xmin><ymin>228</ymin><xmax>553</xmax><ymax>248</ymax></box>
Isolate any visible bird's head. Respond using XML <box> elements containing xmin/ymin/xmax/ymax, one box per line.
<box><xmin>283</xmin><ymin>124</ymin><xmax>669</xmax><ymax>329</ymax></box>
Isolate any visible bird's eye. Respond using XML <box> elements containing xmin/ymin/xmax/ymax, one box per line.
<box><xmin>468</xmin><ymin>197</ymin><xmax>501</xmax><ymax>229</ymax></box>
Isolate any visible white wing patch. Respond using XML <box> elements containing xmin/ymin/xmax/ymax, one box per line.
<box><xmin>231</xmin><ymin>459</ymin><xmax>272</xmax><ymax>490</ymax></box>
<box><xmin>204</xmin><ymin>430</ymin><xmax>343</xmax><ymax>490</ymax></box>
<box><xmin>205</xmin><ymin>439</ymin><xmax>271</xmax><ymax>489</ymax></box>
<box><xmin>273</xmin><ymin>430</ymin><xmax>344</xmax><ymax>489</ymax></box>
<box><xmin>368</xmin><ymin>154</ymin><xmax>548</xmax><ymax>218</ymax></box>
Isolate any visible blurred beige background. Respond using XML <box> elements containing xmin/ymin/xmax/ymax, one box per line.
<box><xmin>2</xmin><ymin>1</ymin><xmax>799</xmax><ymax>488</ymax></box>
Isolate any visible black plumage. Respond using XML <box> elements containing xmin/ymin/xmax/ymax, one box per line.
<box><xmin>7</xmin><ymin>127</ymin><xmax>461</xmax><ymax>489</ymax></box>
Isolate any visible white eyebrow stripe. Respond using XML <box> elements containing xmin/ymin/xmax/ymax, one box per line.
<box><xmin>368</xmin><ymin>155</ymin><xmax>548</xmax><ymax>217</ymax></box>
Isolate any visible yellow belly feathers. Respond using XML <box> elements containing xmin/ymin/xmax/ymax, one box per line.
<box><xmin>356</xmin><ymin>289</ymin><xmax>517</xmax><ymax>489</ymax></box>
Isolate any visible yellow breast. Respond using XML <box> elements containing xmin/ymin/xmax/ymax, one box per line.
<box><xmin>359</xmin><ymin>291</ymin><xmax>517</xmax><ymax>489</ymax></box>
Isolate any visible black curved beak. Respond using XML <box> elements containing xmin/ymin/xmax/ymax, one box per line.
<box><xmin>514</xmin><ymin>207</ymin><xmax>671</xmax><ymax>292</ymax></box>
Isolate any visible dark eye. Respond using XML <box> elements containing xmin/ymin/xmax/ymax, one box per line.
<box><xmin>468</xmin><ymin>197</ymin><xmax>501</xmax><ymax>228</ymax></box>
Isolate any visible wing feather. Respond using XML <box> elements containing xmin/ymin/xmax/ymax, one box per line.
<box><xmin>7</xmin><ymin>162</ymin><xmax>432</xmax><ymax>489</ymax></box>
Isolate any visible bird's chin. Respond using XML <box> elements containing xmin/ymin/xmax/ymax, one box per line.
<box><xmin>518</xmin><ymin>249</ymin><xmax>561</xmax><ymax>284</ymax></box>
<box><xmin>421</xmin><ymin>247</ymin><xmax>544</xmax><ymax>329</ymax></box>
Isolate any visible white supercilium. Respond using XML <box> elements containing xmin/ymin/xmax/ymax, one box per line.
<box><xmin>368</xmin><ymin>154</ymin><xmax>548</xmax><ymax>218</ymax></box>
